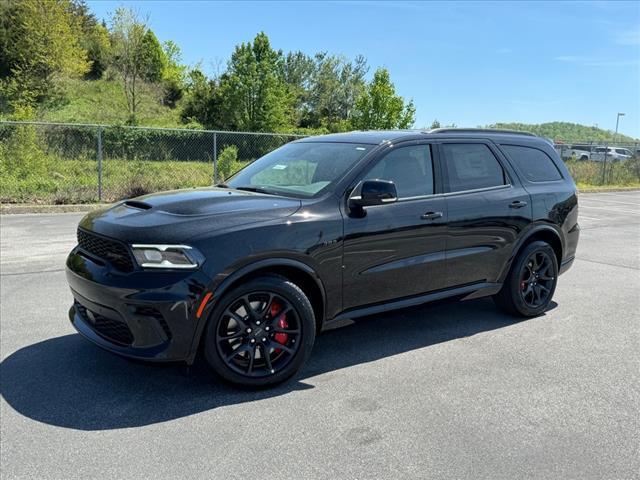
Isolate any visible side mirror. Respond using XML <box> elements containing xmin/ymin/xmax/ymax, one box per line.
<box><xmin>349</xmin><ymin>179</ymin><xmax>398</xmax><ymax>208</ymax></box>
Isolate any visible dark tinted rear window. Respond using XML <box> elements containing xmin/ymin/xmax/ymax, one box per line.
<box><xmin>441</xmin><ymin>143</ymin><xmax>506</xmax><ymax>192</ymax></box>
<box><xmin>501</xmin><ymin>145</ymin><xmax>563</xmax><ymax>182</ymax></box>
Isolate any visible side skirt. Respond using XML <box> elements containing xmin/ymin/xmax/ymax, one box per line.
<box><xmin>324</xmin><ymin>282</ymin><xmax>502</xmax><ymax>328</ymax></box>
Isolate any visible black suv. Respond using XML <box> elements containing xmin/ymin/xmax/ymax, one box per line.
<box><xmin>66</xmin><ymin>129</ymin><xmax>579</xmax><ymax>387</ymax></box>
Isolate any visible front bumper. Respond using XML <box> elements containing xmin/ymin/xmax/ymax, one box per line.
<box><xmin>66</xmin><ymin>248</ymin><xmax>213</xmax><ymax>363</ymax></box>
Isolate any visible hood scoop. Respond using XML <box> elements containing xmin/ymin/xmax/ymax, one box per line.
<box><xmin>123</xmin><ymin>200</ymin><xmax>152</xmax><ymax>210</ymax></box>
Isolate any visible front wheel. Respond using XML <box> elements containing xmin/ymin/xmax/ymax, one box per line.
<box><xmin>493</xmin><ymin>241</ymin><xmax>558</xmax><ymax>317</ymax></box>
<box><xmin>204</xmin><ymin>275</ymin><xmax>316</xmax><ymax>387</ymax></box>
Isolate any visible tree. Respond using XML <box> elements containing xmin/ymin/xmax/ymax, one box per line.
<box><xmin>180</xmin><ymin>68</ymin><xmax>223</xmax><ymax>126</ymax></box>
<box><xmin>109</xmin><ymin>8</ymin><xmax>149</xmax><ymax>123</ymax></box>
<box><xmin>0</xmin><ymin>0</ymin><xmax>89</xmax><ymax>110</ymax></box>
<box><xmin>161</xmin><ymin>40</ymin><xmax>187</xmax><ymax>106</ymax></box>
<box><xmin>216</xmin><ymin>32</ymin><xmax>291</xmax><ymax>131</ymax></box>
<box><xmin>304</xmin><ymin>53</ymin><xmax>368</xmax><ymax>131</ymax></box>
<box><xmin>430</xmin><ymin>119</ymin><xmax>441</xmax><ymax>129</ymax></box>
<box><xmin>67</xmin><ymin>0</ymin><xmax>110</xmax><ymax>79</ymax></box>
<box><xmin>139</xmin><ymin>30</ymin><xmax>166</xmax><ymax>83</ymax></box>
<box><xmin>351</xmin><ymin>68</ymin><xmax>415</xmax><ymax>130</ymax></box>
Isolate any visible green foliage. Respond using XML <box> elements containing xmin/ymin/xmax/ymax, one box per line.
<box><xmin>0</xmin><ymin>0</ymin><xmax>90</xmax><ymax>111</ymax></box>
<box><xmin>38</xmin><ymin>78</ymin><xmax>181</xmax><ymax>126</ymax></box>
<box><xmin>180</xmin><ymin>69</ymin><xmax>223</xmax><ymax>126</ymax></box>
<box><xmin>217</xmin><ymin>32</ymin><xmax>290</xmax><ymax>132</ymax></box>
<box><xmin>217</xmin><ymin>145</ymin><xmax>239</xmax><ymax>181</ymax></box>
<box><xmin>566</xmin><ymin>159</ymin><xmax>640</xmax><ymax>188</ymax></box>
<box><xmin>488</xmin><ymin>122</ymin><xmax>638</xmax><ymax>142</ymax></box>
<box><xmin>109</xmin><ymin>8</ymin><xmax>149</xmax><ymax>123</ymax></box>
<box><xmin>139</xmin><ymin>30</ymin><xmax>166</xmax><ymax>83</ymax></box>
<box><xmin>430</xmin><ymin>119</ymin><xmax>441</xmax><ymax>129</ymax></box>
<box><xmin>304</xmin><ymin>53</ymin><xmax>368</xmax><ymax>131</ymax></box>
<box><xmin>160</xmin><ymin>41</ymin><xmax>187</xmax><ymax>106</ymax></box>
<box><xmin>351</xmin><ymin>68</ymin><xmax>415</xmax><ymax>130</ymax></box>
<box><xmin>67</xmin><ymin>0</ymin><xmax>111</xmax><ymax>79</ymax></box>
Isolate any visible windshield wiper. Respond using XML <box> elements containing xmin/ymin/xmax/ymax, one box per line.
<box><xmin>215</xmin><ymin>183</ymin><xmax>229</xmax><ymax>188</ymax></box>
<box><xmin>232</xmin><ymin>186</ymin><xmax>278</xmax><ymax>195</ymax></box>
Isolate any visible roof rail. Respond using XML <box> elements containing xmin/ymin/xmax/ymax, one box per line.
<box><xmin>427</xmin><ymin>128</ymin><xmax>537</xmax><ymax>137</ymax></box>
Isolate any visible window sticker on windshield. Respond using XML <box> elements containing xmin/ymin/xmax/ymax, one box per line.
<box><xmin>272</xmin><ymin>164</ymin><xmax>287</xmax><ymax>170</ymax></box>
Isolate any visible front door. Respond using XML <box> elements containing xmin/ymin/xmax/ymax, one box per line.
<box><xmin>342</xmin><ymin>142</ymin><xmax>448</xmax><ymax>310</ymax></box>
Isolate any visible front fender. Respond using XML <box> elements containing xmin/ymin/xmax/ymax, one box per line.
<box><xmin>184</xmin><ymin>256</ymin><xmax>327</xmax><ymax>363</ymax></box>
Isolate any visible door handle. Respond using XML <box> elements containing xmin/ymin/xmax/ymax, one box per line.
<box><xmin>421</xmin><ymin>211</ymin><xmax>443</xmax><ymax>220</ymax></box>
<box><xmin>509</xmin><ymin>200</ymin><xmax>528</xmax><ymax>209</ymax></box>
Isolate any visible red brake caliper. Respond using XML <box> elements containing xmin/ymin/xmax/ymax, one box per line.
<box><xmin>270</xmin><ymin>301</ymin><xmax>289</xmax><ymax>352</ymax></box>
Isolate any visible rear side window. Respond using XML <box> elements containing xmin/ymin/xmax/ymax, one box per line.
<box><xmin>501</xmin><ymin>145</ymin><xmax>563</xmax><ymax>182</ymax></box>
<box><xmin>441</xmin><ymin>143</ymin><xmax>506</xmax><ymax>192</ymax></box>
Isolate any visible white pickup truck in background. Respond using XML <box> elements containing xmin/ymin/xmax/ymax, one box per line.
<box><xmin>559</xmin><ymin>145</ymin><xmax>634</xmax><ymax>162</ymax></box>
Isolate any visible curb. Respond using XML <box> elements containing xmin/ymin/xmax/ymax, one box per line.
<box><xmin>0</xmin><ymin>204</ymin><xmax>110</xmax><ymax>214</ymax></box>
<box><xmin>578</xmin><ymin>187</ymin><xmax>640</xmax><ymax>193</ymax></box>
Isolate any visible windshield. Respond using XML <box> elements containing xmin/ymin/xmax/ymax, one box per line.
<box><xmin>226</xmin><ymin>142</ymin><xmax>372</xmax><ymax>198</ymax></box>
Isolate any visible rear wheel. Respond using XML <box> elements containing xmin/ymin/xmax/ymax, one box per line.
<box><xmin>493</xmin><ymin>241</ymin><xmax>558</xmax><ymax>317</ymax></box>
<box><xmin>204</xmin><ymin>275</ymin><xmax>315</xmax><ymax>387</ymax></box>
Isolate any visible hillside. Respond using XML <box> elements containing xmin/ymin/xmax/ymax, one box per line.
<box><xmin>488</xmin><ymin>122</ymin><xmax>637</xmax><ymax>143</ymax></box>
<box><xmin>31</xmin><ymin>79</ymin><xmax>639</xmax><ymax>143</ymax></box>
<box><xmin>38</xmin><ymin>78</ymin><xmax>183</xmax><ymax>127</ymax></box>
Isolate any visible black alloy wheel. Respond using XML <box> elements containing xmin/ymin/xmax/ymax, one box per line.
<box><xmin>204</xmin><ymin>275</ymin><xmax>316</xmax><ymax>387</ymax></box>
<box><xmin>519</xmin><ymin>250</ymin><xmax>555</xmax><ymax>309</ymax></box>
<box><xmin>215</xmin><ymin>292</ymin><xmax>301</xmax><ymax>377</ymax></box>
<box><xmin>493</xmin><ymin>240</ymin><xmax>559</xmax><ymax>317</ymax></box>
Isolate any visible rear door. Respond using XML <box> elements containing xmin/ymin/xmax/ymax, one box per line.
<box><xmin>438</xmin><ymin>140</ymin><xmax>532</xmax><ymax>288</ymax></box>
<box><xmin>341</xmin><ymin>141</ymin><xmax>447</xmax><ymax>310</ymax></box>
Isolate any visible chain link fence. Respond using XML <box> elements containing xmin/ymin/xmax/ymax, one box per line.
<box><xmin>0</xmin><ymin>121</ymin><xmax>305</xmax><ymax>204</ymax></box>
<box><xmin>0</xmin><ymin>121</ymin><xmax>638</xmax><ymax>204</ymax></box>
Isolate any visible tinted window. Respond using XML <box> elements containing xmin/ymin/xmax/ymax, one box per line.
<box><xmin>364</xmin><ymin>145</ymin><xmax>434</xmax><ymax>198</ymax></box>
<box><xmin>441</xmin><ymin>144</ymin><xmax>506</xmax><ymax>192</ymax></box>
<box><xmin>501</xmin><ymin>145</ymin><xmax>563</xmax><ymax>182</ymax></box>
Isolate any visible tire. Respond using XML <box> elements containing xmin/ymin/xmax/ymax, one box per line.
<box><xmin>493</xmin><ymin>241</ymin><xmax>558</xmax><ymax>317</ymax></box>
<box><xmin>203</xmin><ymin>275</ymin><xmax>316</xmax><ymax>387</ymax></box>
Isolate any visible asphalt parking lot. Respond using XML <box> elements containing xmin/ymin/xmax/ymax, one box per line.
<box><xmin>1</xmin><ymin>191</ymin><xmax>639</xmax><ymax>479</ymax></box>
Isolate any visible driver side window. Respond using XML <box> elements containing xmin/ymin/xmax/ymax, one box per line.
<box><xmin>364</xmin><ymin>144</ymin><xmax>434</xmax><ymax>198</ymax></box>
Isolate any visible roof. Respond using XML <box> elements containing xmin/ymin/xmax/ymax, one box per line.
<box><xmin>296</xmin><ymin>128</ymin><xmax>543</xmax><ymax>145</ymax></box>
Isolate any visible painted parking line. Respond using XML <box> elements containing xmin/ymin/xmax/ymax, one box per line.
<box><xmin>579</xmin><ymin>198</ymin><xmax>640</xmax><ymax>207</ymax></box>
<box><xmin>578</xmin><ymin>204</ymin><xmax>640</xmax><ymax>215</ymax></box>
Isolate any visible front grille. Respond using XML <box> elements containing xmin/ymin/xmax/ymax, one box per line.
<box><xmin>77</xmin><ymin>228</ymin><xmax>134</xmax><ymax>272</ymax></box>
<box><xmin>75</xmin><ymin>302</ymin><xmax>134</xmax><ymax>345</ymax></box>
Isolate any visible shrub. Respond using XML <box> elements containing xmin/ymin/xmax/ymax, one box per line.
<box><xmin>217</xmin><ymin>145</ymin><xmax>239</xmax><ymax>181</ymax></box>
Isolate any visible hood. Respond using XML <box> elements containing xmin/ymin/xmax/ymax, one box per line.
<box><xmin>79</xmin><ymin>187</ymin><xmax>302</xmax><ymax>244</ymax></box>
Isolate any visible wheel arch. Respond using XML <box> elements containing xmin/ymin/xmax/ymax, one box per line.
<box><xmin>187</xmin><ymin>258</ymin><xmax>327</xmax><ymax>363</ymax></box>
<box><xmin>215</xmin><ymin>259</ymin><xmax>327</xmax><ymax>332</ymax></box>
<box><xmin>499</xmin><ymin>225</ymin><xmax>563</xmax><ymax>283</ymax></box>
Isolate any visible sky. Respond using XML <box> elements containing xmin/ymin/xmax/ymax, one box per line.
<box><xmin>87</xmin><ymin>0</ymin><xmax>640</xmax><ymax>137</ymax></box>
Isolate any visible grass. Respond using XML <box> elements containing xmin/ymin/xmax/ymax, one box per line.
<box><xmin>38</xmin><ymin>78</ymin><xmax>183</xmax><ymax>127</ymax></box>
<box><xmin>0</xmin><ymin>156</ymin><xmax>251</xmax><ymax>204</ymax></box>
<box><xmin>566</xmin><ymin>159</ymin><xmax>640</xmax><ymax>189</ymax></box>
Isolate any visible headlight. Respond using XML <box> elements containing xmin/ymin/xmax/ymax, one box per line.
<box><xmin>131</xmin><ymin>244</ymin><xmax>203</xmax><ymax>269</ymax></box>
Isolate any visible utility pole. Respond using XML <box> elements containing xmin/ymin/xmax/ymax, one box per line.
<box><xmin>615</xmin><ymin>112</ymin><xmax>625</xmax><ymax>142</ymax></box>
